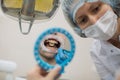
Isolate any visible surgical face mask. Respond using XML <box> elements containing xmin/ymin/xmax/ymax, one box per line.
<box><xmin>82</xmin><ymin>10</ymin><xmax>118</xmax><ymax>40</ymax></box>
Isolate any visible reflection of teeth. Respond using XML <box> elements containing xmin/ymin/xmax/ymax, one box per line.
<box><xmin>49</xmin><ymin>40</ymin><xmax>57</xmax><ymax>44</ymax></box>
<box><xmin>49</xmin><ymin>43</ymin><xmax>54</xmax><ymax>46</ymax></box>
<box><xmin>45</xmin><ymin>36</ymin><xmax>62</xmax><ymax>45</ymax></box>
<box><xmin>40</xmin><ymin>35</ymin><xmax>64</xmax><ymax>53</ymax></box>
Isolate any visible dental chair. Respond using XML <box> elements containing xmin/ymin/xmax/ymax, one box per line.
<box><xmin>0</xmin><ymin>60</ymin><xmax>26</xmax><ymax>80</ymax></box>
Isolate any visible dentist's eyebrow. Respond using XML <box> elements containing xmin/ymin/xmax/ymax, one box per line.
<box><xmin>88</xmin><ymin>1</ymin><xmax>102</xmax><ymax>10</ymax></box>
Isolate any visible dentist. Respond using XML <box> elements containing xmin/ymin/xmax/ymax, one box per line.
<box><xmin>62</xmin><ymin>0</ymin><xmax>120</xmax><ymax>80</ymax></box>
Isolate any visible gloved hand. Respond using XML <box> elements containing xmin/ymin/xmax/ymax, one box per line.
<box><xmin>55</xmin><ymin>48</ymin><xmax>70</xmax><ymax>64</ymax></box>
<box><xmin>55</xmin><ymin>48</ymin><xmax>71</xmax><ymax>74</ymax></box>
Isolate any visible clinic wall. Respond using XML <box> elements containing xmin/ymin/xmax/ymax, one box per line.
<box><xmin>0</xmin><ymin>5</ymin><xmax>100</xmax><ymax>80</ymax></box>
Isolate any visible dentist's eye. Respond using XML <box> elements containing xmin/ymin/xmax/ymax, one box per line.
<box><xmin>77</xmin><ymin>16</ymin><xmax>88</xmax><ymax>25</ymax></box>
<box><xmin>80</xmin><ymin>17</ymin><xmax>88</xmax><ymax>24</ymax></box>
<box><xmin>92</xmin><ymin>6</ymin><xmax>100</xmax><ymax>13</ymax></box>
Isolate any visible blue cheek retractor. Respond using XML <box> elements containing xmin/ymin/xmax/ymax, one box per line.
<box><xmin>34</xmin><ymin>27</ymin><xmax>76</xmax><ymax>73</ymax></box>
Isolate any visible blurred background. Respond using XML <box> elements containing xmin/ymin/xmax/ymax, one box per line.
<box><xmin>0</xmin><ymin>3</ymin><xmax>100</xmax><ymax>80</ymax></box>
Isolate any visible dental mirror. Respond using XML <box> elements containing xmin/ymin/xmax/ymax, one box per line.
<box><xmin>1</xmin><ymin>0</ymin><xmax>60</xmax><ymax>34</ymax></box>
<box><xmin>34</xmin><ymin>27</ymin><xmax>76</xmax><ymax>73</ymax></box>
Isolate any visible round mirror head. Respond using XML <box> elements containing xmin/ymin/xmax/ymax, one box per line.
<box><xmin>34</xmin><ymin>28</ymin><xmax>76</xmax><ymax>73</ymax></box>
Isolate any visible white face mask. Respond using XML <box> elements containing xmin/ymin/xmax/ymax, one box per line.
<box><xmin>82</xmin><ymin>10</ymin><xmax>118</xmax><ymax>40</ymax></box>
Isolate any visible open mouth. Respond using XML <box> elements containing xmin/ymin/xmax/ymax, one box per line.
<box><xmin>44</xmin><ymin>38</ymin><xmax>61</xmax><ymax>49</ymax></box>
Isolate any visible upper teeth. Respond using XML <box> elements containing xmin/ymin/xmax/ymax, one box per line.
<box><xmin>49</xmin><ymin>43</ymin><xmax>55</xmax><ymax>46</ymax></box>
<box><xmin>48</xmin><ymin>40</ymin><xmax>57</xmax><ymax>44</ymax></box>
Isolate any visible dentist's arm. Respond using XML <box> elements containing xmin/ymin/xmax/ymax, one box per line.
<box><xmin>27</xmin><ymin>65</ymin><xmax>61</xmax><ymax>80</ymax></box>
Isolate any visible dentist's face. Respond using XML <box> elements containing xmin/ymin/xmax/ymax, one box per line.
<box><xmin>75</xmin><ymin>1</ymin><xmax>113</xmax><ymax>30</ymax></box>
